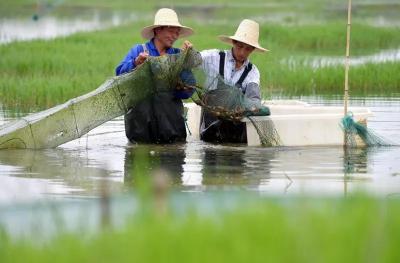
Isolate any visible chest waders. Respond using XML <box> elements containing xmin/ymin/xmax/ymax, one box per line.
<box><xmin>124</xmin><ymin>44</ymin><xmax>186</xmax><ymax>144</ymax></box>
<box><xmin>200</xmin><ymin>51</ymin><xmax>253</xmax><ymax>143</ymax></box>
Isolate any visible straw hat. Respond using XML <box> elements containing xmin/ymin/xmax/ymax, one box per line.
<box><xmin>141</xmin><ymin>8</ymin><xmax>194</xmax><ymax>39</ymax></box>
<box><xmin>218</xmin><ymin>19</ymin><xmax>268</xmax><ymax>52</ymax></box>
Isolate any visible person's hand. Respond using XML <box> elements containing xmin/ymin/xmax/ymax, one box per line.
<box><xmin>181</xmin><ymin>40</ymin><xmax>193</xmax><ymax>50</ymax></box>
<box><xmin>176</xmin><ymin>80</ymin><xmax>197</xmax><ymax>92</ymax></box>
<box><xmin>134</xmin><ymin>51</ymin><xmax>149</xmax><ymax>66</ymax></box>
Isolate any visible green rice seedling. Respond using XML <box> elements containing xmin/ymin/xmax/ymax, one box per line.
<box><xmin>0</xmin><ymin>196</ymin><xmax>399</xmax><ymax>263</ymax></box>
<box><xmin>1</xmin><ymin>20</ymin><xmax>399</xmax><ymax>112</ymax></box>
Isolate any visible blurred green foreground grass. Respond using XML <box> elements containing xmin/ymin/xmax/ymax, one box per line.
<box><xmin>0</xmin><ymin>196</ymin><xmax>399</xmax><ymax>263</ymax></box>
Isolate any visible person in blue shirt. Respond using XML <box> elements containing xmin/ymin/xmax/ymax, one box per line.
<box><xmin>116</xmin><ymin>8</ymin><xmax>195</xmax><ymax>144</ymax></box>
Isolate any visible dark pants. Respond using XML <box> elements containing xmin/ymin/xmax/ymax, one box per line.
<box><xmin>124</xmin><ymin>92</ymin><xmax>186</xmax><ymax>144</ymax></box>
<box><xmin>200</xmin><ymin>111</ymin><xmax>247</xmax><ymax>143</ymax></box>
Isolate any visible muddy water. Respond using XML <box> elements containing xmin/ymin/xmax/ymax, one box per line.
<box><xmin>0</xmin><ymin>97</ymin><xmax>399</xmax><ymax>206</ymax></box>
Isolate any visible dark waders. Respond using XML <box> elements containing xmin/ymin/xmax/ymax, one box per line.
<box><xmin>125</xmin><ymin>91</ymin><xmax>187</xmax><ymax>144</ymax></box>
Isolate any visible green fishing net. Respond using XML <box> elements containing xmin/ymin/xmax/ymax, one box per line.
<box><xmin>0</xmin><ymin>48</ymin><xmax>202</xmax><ymax>149</ymax></box>
<box><xmin>341</xmin><ymin>112</ymin><xmax>393</xmax><ymax>147</ymax></box>
<box><xmin>247</xmin><ymin>116</ymin><xmax>281</xmax><ymax>146</ymax></box>
<box><xmin>189</xmin><ymin>66</ymin><xmax>279</xmax><ymax>146</ymax></box>
<box><xmin>148</xmin><ymin>48</ymin><xmax>202</xmax><ymax>93</ymax></box>
<box><xmin>191</xmin><ymin>74</ymin><xmax>270</xmax><ymax>121</ymax></box>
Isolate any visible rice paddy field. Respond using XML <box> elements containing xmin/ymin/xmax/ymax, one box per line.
<box><xmin>1</xmin><ymin>0</ymin><xmax>400</xmax><ymax>111</ymax></box>
<box><xmin>0</xmin><ymin>0</ymin><xmax>400</xmax><ymax>261</ymax></box>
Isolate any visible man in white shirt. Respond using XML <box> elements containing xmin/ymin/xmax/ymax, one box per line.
<box><xmin>199</xmin><ymin>19</ymin><xmax>268</xmax><ymax>143</ymax></box>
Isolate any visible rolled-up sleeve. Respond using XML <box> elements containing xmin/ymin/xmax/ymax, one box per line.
<box><xmin>245</xmin><ymin>82</ymin><xmax>261</xmax><ymax>103</ymax></box>
<box><xmin>115</xmin><ymin>45</ymin><xmax>142</xmax><ymax>76</ymax></box>
<box><xmin>243</xmin><ymin>65</ymin><xmax>261</xmax><ymax>103</ymax></box>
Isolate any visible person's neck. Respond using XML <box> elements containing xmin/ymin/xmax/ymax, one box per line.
<box><xmin>153</xmin><ymin>38</ymin><xmax>168</xmax><ymax>55</ymax></box>
<box><xmin>231</xmin><ymin>50</ymin><xmax>245</xmax><ymax>69</ymax></box>
<box><xmin>235</xmin><ymin>61</ymin><xmax>244</xmax><ymax>69</ymax></box>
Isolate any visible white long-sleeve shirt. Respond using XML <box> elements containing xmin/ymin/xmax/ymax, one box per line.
<box><xmin>200</xmin><ymin>49</ymin><xmax>261</xmax><ymax>102</ymax></box>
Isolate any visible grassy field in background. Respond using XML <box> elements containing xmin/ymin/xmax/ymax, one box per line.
<box><xmin>1</xmin><ymin>20</ymin><xmax>399</xmax><ymax>111</ymax></box>
<box><xmin>0</xmin><ymin>0</ymin><xmax>319</xmax><ymax>13</ymax></box>
<box><xmin>2</xmin><ymin>0</ymin><xmax>400</xmax><ymax>28</ymax></box>
<box><xmin>0</xmin><ymin>196</ymin><xmax>399</xmax><ymax>262</ymax></box>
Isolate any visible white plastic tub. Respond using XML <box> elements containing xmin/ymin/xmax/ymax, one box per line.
<box><xmin>185</xmin><ymin>101</ymin><xmax>373</xmax><ymax>146</ymax></box>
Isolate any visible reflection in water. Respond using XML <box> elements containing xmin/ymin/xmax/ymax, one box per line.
<box><xmin>343</xmin><ymin>147</ymin><xmax>368</xmax><ymax>174</ymax></box>
<box><xmin>124</xmin><ymin>144</ymin><xmax>186</xmax><ymax>187</ymax></box>
<box><xmin>0</xmin><ymin>148</ymin><xmax>123</xmax><ymax>203</ymax></box>
<box><xmin>0</xmin><ymin>134</ymin><xmax>399</xmax><ymax>203</ymax></box>
<box><xmin>181</xmin><ymin>141</ymin><xmax>204</xmax><ymax>189</ymax></box>
<box><xmin>120</xmin><ymin>141</ymin><xmax>399</xmax><ymax>196</ymax></box>
<box><xmin>202</xmin><ymin>147</ymin><xmax>247</xmax><ymax>185</ymax></box>
<box><xmin>0</xmin><ymin>11</ymin><xmax>139</xmax><ymax>44</ymax></box>
<box><xmin>343</xmin><ymin>147</ymin><xmax>368</xmax><ymax>196</ymax></box>
<box><xmin>201</xmin><ymin>146</ymin><xmax>275</xmax><ymax>190</ymax></box>
<box><xmin>256</xmin><ymin>146</ymin><xmax>369</xmax><ymax>196</ymax></box>
<box><xmin>123</xmin><ymin>144</ymin><xmax>274</xmax><ymax>192</ymax></box>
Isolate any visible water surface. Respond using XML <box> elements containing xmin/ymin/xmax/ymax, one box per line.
<box><xmin>0</xmin><ymin>97</ymin><xmax>399</xmax><ymax>205</ymax></box>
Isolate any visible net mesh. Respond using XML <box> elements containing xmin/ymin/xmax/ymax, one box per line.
<box><xmin>192</xmin><ymin>74</ymin><xmax>270</xmax><ymax>120</ymax></box>
<box><xmin>0</xmin><ymin>48</ymin><xmax>202</xmax><ymax>149</ymax></box>
<box><xmin>247</xmin><ymin>117</ymin><xmax>281</xmax><ymax>146</ymax></box>
<box><xmin>341</xmin><ymin>113</ymin><xmax>393</xmax><ymax>147</ymax></box>
<box><xmin>148</xmin><ymin>48</ymin><xmax>202</xmax><ymax>93</ymax></box>
<box><xmin>188</xmin><ymin>65</ymin><xmax>278</xmax><ymax>146</ymax></box>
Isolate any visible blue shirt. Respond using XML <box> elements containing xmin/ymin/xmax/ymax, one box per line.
<box><xmin>115</xmin><ymin>39</ymin><xmax>195</xmax><ymax>99</ymax></box>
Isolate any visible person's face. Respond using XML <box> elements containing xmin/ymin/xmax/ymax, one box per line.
<box><xmin>232</xmin><ymin>41</ymin><xmax>255</xmax><ymax>63</ymax></box>
<box><xmin>154</xmin><ymin>26</ymin><xmax>181</xmax><ymax>48</ymax></box>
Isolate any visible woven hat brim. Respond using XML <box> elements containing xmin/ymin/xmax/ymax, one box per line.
<box><xmin>141</xmin><ymin>25</ymin><xmax>194</xmax><ymax>39</ymax></box>
<box><xmin>218</xmin><ymin>35</ymin><xmax>269</xmax><ymax>52</ymax></box>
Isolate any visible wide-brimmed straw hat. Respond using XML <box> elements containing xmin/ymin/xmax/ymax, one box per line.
<box><xmin>218</xmin><ymin>19</ymin><xmax>268</xmax><ymax>52</ymax></box>
<box><xmin>141</xmin><ymin>8</ymin><xmax>194</xmax><ymax>39</ymax></box>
